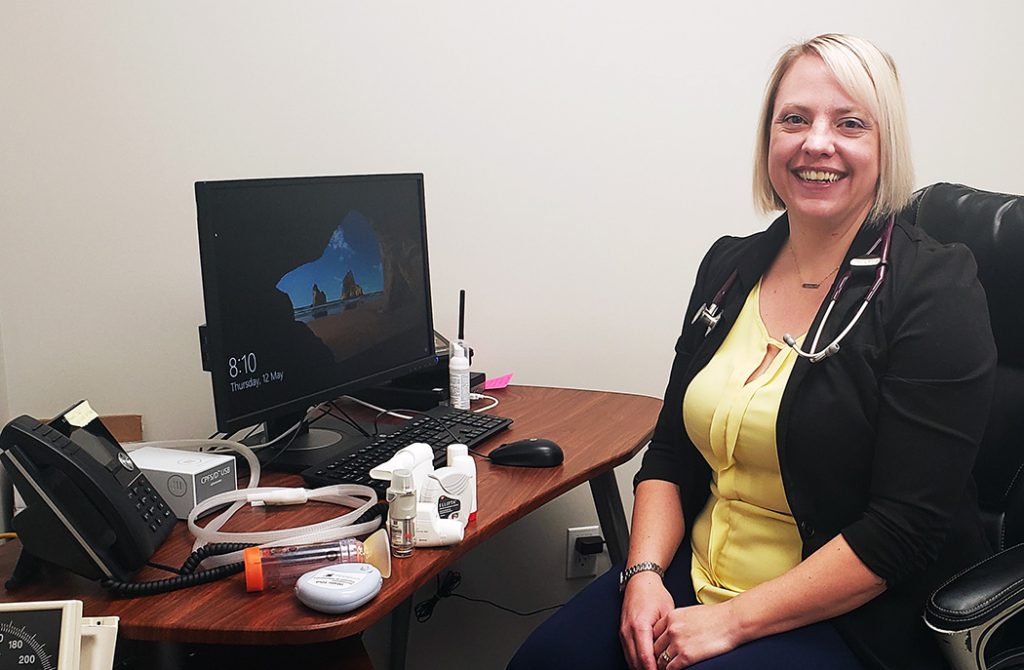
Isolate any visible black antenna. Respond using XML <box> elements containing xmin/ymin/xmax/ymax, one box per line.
<box><xmin>458</xmin><ymin>289</ymin><xmax>466</xmax><ymax>341</ymax></box>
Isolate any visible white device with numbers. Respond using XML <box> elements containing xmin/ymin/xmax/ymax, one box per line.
<box><xmin>0</xmin><ymin>600</ymin><xmax>118</xmax><ymax>670</ymax></box>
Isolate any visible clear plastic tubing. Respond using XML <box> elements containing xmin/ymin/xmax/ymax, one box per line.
<box><xmin>244</xmin><ymin>530</ymin><xmax>390</xmax><ymax>592</ymax></box>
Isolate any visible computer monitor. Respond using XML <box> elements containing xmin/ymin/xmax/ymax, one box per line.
<box><xmin>195</xmin><ymin>173</ymin><xmax>437</xmax><ymax>468</ymax></box>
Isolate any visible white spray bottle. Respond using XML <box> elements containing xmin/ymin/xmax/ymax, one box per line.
<box><xmin>448</xmin><ymin>340</ymin><xmax>470</xmax><ymax>410</ymax></box>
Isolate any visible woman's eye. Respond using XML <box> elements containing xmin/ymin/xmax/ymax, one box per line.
<box><xmin>782</xmin><ymin>114</ymin><xmax>806</xmax><ymax>125</ymax></box>
<box><xmin>840</xmin><ymin>118</ymin><xmax>866</xmax><ymax>130</ymax></box>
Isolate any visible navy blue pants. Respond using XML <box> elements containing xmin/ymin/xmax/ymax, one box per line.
<box><xmin>508</xmin><ymin>556</ymin><xmax>865</xmax><ymax>669</ymax></box>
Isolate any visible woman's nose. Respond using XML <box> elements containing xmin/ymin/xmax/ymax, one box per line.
<box><xmin>802</xmin><ymin>120</ymin><xmax>835</xmax><ymax>156</ymax></box>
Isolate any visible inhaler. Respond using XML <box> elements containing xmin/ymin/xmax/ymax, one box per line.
<box><xmin>447</xmin><ymin>444</ymin><xmax>477</xmax><ymax>522</ymax></box>
<box><xmin>419</xmin><ymin>466</ymin><xmax>473</xmax><ymax>528</ymax></box>
<box><xmin>449</xmin><ymin>340</ymin><xmax>470</xmax><ymax>410</ymax></box>
<box><xmin>387</xmin><ymin>469</ymin><xmax>417</xmax><ymax>558</ymax></box>
<box><xmin>370</xmin><ymin>442</ymin><xmax>434</xmax><ymax>491</ymax></box>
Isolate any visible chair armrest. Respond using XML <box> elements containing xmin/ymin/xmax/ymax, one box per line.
<box><xmin>925</xmin><ymin>543</ymin><xmax>1024</xmax><ymax>631</ymax></box>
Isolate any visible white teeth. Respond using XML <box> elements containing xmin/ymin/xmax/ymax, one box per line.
<box><xmin>797</xmin><ymin>170</ymin><xmax>841</xmax><ymax>183</ymax></box>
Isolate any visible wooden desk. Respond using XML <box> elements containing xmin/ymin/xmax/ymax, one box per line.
<box><xmin>0</xmin><ymin>386</ymin><xmax>660</xmax><ymax>668</ymax></box>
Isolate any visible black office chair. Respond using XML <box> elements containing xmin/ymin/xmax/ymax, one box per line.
<box><xmin>900</xmin><ymin>183</ymin><xmax>1024</xmax><ymax>670</ymax></box>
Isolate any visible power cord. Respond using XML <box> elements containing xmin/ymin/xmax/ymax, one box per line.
<box><xmin>368</xmin><ymin>408</ymin><xmax>491</xmax><ymax>460</ymax></box>
<box><xmin>370</xmin><ymin>408</ymin><xmax>461</xmax><ymax>444</ymax></box>
<box><xmin>414</xmin><ymin>571</ymin><xmax>563</xmax><ymax>622</ymax></box>
<box><xmin>469</xmin><ymin>393</ymin><xmax>500</xmax><ymax>412</ymax></box>
<box><xmin>260</xmin><ymin>407</ymin><xmax>331</xmax><ymax>468</ymax></box>
<box><xmin>328</xmin><ymin>401</ymin><xmax>373</xmax><ymax>437</ymax></box>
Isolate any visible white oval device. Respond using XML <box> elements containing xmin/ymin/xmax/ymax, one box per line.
<box><xmin>294</xmin><ymin>563</ymin><xmax>383</xmax><ymax>614</ymax></box>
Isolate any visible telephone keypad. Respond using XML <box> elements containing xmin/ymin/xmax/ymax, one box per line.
<box><xmin>129</xmin><ymin>477</ymin><xmax>171</xmax><ymax>533</ymax></box>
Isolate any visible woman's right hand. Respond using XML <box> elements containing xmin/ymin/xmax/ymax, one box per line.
<box><xmin>620</xmin><ymin>572</ymin><xmax>676</xmax><ymax>670</ymax></box>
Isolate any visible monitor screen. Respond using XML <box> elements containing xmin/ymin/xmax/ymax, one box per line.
<box><xmin>196</xmin><ymin>174</ymin><xmax>436</xmax><ymax>436</ymax></box>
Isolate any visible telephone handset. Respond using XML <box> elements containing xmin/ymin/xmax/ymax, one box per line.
<box><xmin>0</xmin><ymin>400</ymin><xmax>175</xmax><ymax>584</ymax></box>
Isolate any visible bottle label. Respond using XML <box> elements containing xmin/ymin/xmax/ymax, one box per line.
<box><xmin>389</xmin><ymin>519</ymin><xmax>413</xmax><ymax>547</ymax></box>
<box><xmin>437</xmin><ymin>495</ymin><xmax>462</xmax><ymax>521</ymax></box>
<box><xmin>450</xmin><ymin>370</ymin><xmax>470</xmax><ymax>410</ymax></box>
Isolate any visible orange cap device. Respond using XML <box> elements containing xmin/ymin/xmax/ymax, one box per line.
<box><xmin>244</xmin><ymin>547</ymin><xmax>264</xmax><ymax>592</ymax></box>
<box><xmin>242</xmin><ymin>531</ymin><xmax>391</xmax><ymax>593</ymax></box>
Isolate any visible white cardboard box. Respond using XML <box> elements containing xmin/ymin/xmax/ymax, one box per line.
<box><xmin>130</xmin><ymin>447</ymin><xmax>237</xmax><ymax>519</ymax></box>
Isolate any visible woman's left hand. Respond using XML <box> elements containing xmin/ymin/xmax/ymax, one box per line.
<box><xmin>651</xmin><ymin>601</ymin><xmax>745</xmax><ymax>669</ymax></box>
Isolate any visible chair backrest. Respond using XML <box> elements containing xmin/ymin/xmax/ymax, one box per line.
<box><xmin>904</xmin><ymin>182</ymin><xmax>1024</xmax><ymax>550</ymax></box>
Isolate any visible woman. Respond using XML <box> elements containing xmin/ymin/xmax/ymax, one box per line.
<box><xmin>509</xmin><ymin>34</ymin><xmax>995</xmax><ymax>670</ymax></box>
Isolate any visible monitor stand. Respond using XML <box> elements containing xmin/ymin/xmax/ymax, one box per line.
<box><xmin>246</xmin><ymin>412</ymin><xmax>367</xmax><ymax>473</ymax></box>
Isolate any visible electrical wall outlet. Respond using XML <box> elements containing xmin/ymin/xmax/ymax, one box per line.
<box><xmin>566</xmin><ymin>526</ymin><xmax>602</xmax><ymax>579</ymax></box>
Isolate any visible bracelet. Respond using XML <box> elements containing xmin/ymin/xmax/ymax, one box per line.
<box><xmin>618</xmin><ymin>561</ymin><xmax>665</xmax><ymax>592</ymax></box>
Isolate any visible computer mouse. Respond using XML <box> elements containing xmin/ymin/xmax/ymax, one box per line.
<box><xmin>487</xmin><ymin>438</ymin><xmax>564</xmax><ymax>468</ymax></box>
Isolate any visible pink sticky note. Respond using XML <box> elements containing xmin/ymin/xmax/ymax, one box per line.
<box><xmin>483</xmin><ymin>373</ymin><xmax>513</xmax><ymax>390</ymax></box>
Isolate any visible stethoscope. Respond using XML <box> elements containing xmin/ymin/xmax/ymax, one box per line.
<box><xmin>691</xmin><ymin>215</ymin><xmax>895</xmax><ymax>364</ymax></box>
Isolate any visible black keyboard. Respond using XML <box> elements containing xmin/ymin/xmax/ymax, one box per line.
<box><xmin>299</xmin><ymin>406</ymin><xmax>512</xmax><ymax>494</ymax></box>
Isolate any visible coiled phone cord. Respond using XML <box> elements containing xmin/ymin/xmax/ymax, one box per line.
<box><xmin>101</xmin><ymin>542</ymin><xmax>253</xmax><ymax>597</ymax></box>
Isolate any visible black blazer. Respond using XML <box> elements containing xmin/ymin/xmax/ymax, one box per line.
<box><xmin>635</xmin><ymin>213</ymin><xmax>996</xmax><ymax>670</ymax></box>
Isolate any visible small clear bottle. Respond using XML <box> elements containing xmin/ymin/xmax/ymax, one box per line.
<box><xmin>387</xmin><ymin>468</ymin><xmax>417</xmax><ymax>558</ymax></box>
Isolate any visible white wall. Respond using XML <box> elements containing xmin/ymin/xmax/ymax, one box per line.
<box><xmin>0</xmin><ymin>313</ymin><xmax>10</xmax><ymax>531</ymax></box>
<box><xmin>2</xmin><ymin>2</ymin><xmax>1022</xmax><ymax>668</ymax></box>
<box><xmin>0</xmin><ymin>314</ymin><xmax>8</xmax><ymax>425</ymax></box>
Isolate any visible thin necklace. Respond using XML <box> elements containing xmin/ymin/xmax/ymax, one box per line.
<box><xmin>788</xmin><ymin>244</ymin><xmax>840</xmax><ymax>290</ymax></box>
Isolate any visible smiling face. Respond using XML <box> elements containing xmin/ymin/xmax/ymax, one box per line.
<box><xmin>768</xmin><ymin>54</ymin><xmax>880</xmax><ymax>231</ymax></box>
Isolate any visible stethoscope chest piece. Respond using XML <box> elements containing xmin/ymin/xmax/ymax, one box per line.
<box><xmin>691</xmin><ymin>269</ymin><xmax>739</xmax><ymax>336</ymax></box>
<box><xmin>692</xmin><ymin>303</ymin><xmax>721</xmax><ymax>336</ymax></box>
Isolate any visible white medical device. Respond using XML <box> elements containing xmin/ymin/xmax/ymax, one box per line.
<box><xmin>419</xmin><ymin>466</ymin><xmax>472</xmax><ymax>528</ymax></box>
<box><xmin>294</xmin><ymin>563</ymin><xmax>383</xmax><ymax>614</ymax></box>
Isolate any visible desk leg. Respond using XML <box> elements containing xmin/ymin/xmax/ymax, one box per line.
<box><xmin>389</xmin><ymin>596</ymin><xmax>412</xmax><ymax>670</ymax></box>
<box><xmin>589</xmin><ymin>470</ymin><xmax>629</xmax><ymax>565</ymax></box>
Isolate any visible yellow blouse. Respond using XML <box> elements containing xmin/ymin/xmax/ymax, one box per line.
<box><xmin>683</xmin><ymin>279</ymin><xmax>804</xmax><ymax>604</ymax></box>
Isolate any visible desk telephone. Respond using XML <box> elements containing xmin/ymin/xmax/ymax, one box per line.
<box><xmin>0</xmin><ymin>401</ymin><xmax>174</xmax><ymax>586</ymax></box>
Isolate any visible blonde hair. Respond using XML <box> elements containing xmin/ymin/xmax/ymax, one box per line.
<box><xmin>752</xmin><ymin>34</ymin><xmax>914</xmax><ymax>225</ymax></box>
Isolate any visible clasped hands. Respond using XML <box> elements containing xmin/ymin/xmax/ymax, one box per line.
<box><xmin>620</xmin><ymin>573</ymin><xmax>744</xmax><ymax>670</ymax></box>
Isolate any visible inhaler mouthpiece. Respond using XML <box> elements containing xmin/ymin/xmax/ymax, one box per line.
<box><xmin>414</xmin><ymin>503</ymin><xmax>465</xmax><ymax>547</ymax></box>
<box><xmin>362</xmin><ymin>528</ymin><xmax>392</xmax><ymax>578</ymax></box>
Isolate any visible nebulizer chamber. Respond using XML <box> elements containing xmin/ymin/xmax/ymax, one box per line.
<box><xmin>243</xmin><ymin>528</ymin><xmax>391</xmax><ymax>592</ymax></box>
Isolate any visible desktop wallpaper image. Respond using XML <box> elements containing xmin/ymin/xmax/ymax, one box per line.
<box><xmin>276</xmin><ymin>210</ymin><xmax>418</xmax><ymax>365</ymax></box>
<box><xmin>278</xmin><ymin>211</ymin><xmax>385</xmax><ymax>315</ymax></box>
